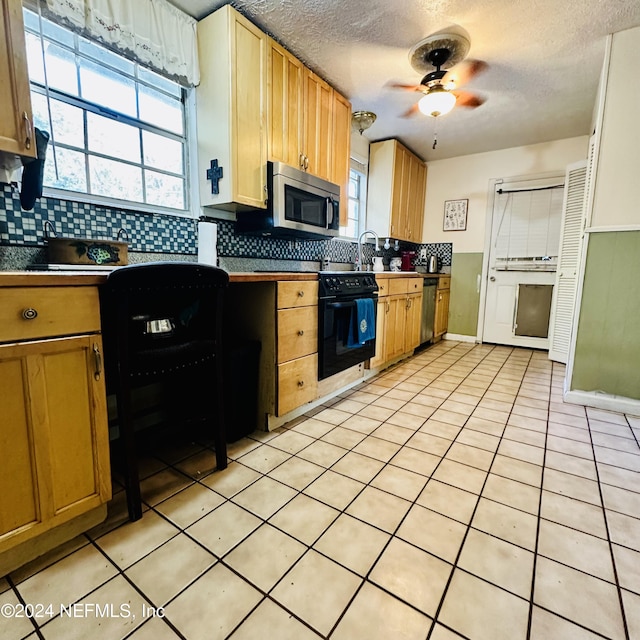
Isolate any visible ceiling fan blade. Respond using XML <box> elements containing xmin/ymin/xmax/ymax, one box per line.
<box><xmin>387</xmin><ymin>81</ymin><xmax>424</xmax><ymax>92</ymax></box>
<box><xmin>453</xmin><ymin>90</ymin><xmax>486</xmax><ymax>108</ymax></box>
<box><xmin>400</xmin><ymin>103</ymin><xmax>421</xmax><ymax>118</ymax></box>
<box><xmin>442</xmin><ymin>59</ymin><xmax>488</xmax><ymax>88</ymax></box>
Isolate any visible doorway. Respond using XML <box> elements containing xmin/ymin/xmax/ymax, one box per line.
<box><xmin>482</xmin><ymin>176</ymin><xmax>564</xmax><ymax>348</ymax></box>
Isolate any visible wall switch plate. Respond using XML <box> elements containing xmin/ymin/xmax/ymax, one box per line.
<box><xmin>419</xmin><ymin>248</ymin><xmax>427</xmax><ymax>260</ymax></box>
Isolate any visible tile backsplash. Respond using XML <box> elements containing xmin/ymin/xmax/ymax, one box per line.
<box><xmin>0</xmin><ymin>184</ymin><xmax>452</xmax><ymax>271</ymax></box>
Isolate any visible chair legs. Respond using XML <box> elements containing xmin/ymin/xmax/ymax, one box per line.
<box><xmin>114</xmin><ymin>379</ymin><xmax>143</xmax><ymax>522</ymax></box>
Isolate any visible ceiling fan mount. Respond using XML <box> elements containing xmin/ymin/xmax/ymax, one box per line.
<box><xmin>409</xmin><ymin>33</ymin><xmax>470</xmax><ymax>75</ymax></box>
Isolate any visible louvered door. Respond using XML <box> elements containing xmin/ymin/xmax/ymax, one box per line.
<box><xmin>548</xmin><ymin>161</ymin><xmax>587</xmax><ymax>363</ymax></box>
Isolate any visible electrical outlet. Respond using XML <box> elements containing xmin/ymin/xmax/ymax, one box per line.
<box><xmin>419</xmin><ymin>248</ymin><xmax>427</xmax><ymax>260</ymax></box>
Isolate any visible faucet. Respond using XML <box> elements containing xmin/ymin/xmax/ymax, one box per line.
<box><xmin>357</xmin><ymin>229</ymin><xmax>380</xmax><ymax>271</ymax></box>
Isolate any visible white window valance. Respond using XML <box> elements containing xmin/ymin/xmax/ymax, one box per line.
<box><xmin>45</xmin><ymin>0</ymin><xmax>200</xmax><ymax>86</ymax></box>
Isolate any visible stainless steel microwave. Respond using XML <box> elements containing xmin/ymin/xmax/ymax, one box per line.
<box><xmin>236</xmin><ymin>162</ymin><xmax>340</xmax><ymax>239</ymax></box>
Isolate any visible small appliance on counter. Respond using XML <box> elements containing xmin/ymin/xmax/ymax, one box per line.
<box><xmin>401</xmin><ymin>251</ymin><xmax>416</xmax><ymax>271</ymax></box>
<box><xmin>428</xmin><ymin>255</ymin><xmax>439</xmax><ymax>273</ymax></box>
<box><xmin>389</xmin><ymin>257</ymin><xmax>402</xmax><ymax>272</ymax></box>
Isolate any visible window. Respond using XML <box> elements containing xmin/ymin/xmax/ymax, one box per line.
<box><xmin>341</xmin><ymin>163</ymin><xmax>366</xmax><ymax>239</ymax></box>
<box><xmin>23</xmin><ymin>8</ymin><xmax>189</xmax><ymax>213</ymax></box>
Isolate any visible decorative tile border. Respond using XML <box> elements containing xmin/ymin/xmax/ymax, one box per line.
<box><xmin>1</xmin><ymin>184</ymin><xmax>452</xmax><ymax>269</ymax></box>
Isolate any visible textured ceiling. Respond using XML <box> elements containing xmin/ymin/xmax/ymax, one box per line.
<box><xmin>170</xmin><ymin>0</ymin><xmax>640</xmax><ymax>161</ymax></box>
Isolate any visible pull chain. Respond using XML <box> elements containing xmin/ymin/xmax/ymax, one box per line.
<box><xmin>432</xmin><ymin>119</ymin><xmax>438</xmax><ymax>150</ymax></box>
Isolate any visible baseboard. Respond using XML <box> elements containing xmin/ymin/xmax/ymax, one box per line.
<box><xmin>443</xmin><ymin>333</ymin><xmax>478</xmax><ymax>343</ymax></box>
<box><xmin>564</xmin><ymin>389</ymin><xmax>640</xmax><ymax>416</ymax></box>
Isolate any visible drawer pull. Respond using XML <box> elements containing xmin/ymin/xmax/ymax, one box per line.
<box><xmin>298</xmin><ymin>290</ymin><xmax>305</xmax><ymax>297</ymax></box>
<box><xmin>93</xmin><ymin>343</ymin><xmax>102</xmax><ymax>380</ymax></box>
<box><xmin>22</xmin><ymin>308</ymin><xmax>38</xmax><ymax>320</ymax></box>
<box><xmin>298</xmin><ymin>380</ymin><xmax>305</xmax><ymax>387</ymax></box>
<box><xmin>23</xmin><ymin>112</ymin><xmax>32</xmax><ymax>150</ymax></box>
<box><xmin>298</xmin><ymin>330</ymin><xmax>304</xmax><ymax>336</ymax></box>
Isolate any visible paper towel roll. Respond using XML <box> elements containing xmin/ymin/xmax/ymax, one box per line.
<box><xmin>197</xmin><ymin>220</ymin><xmax>218</xmax><ymax>266</ymax></box>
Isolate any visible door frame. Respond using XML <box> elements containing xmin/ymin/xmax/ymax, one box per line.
<box><xmin>477</xmin><ymin>170</ymin><xmax>567</xmax><ymax>346</ymax></box>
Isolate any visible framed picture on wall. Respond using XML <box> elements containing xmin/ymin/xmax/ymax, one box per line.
<box><xmin>443</xmin><ymin>199</ymin><xmax>468</xmax><ymax>231</ymax></box>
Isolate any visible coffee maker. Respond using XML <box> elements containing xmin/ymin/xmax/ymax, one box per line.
<box><xmin>401</xmin><ymin>251</ymin><xmax>416</xmax><ymax>271</ymax></box>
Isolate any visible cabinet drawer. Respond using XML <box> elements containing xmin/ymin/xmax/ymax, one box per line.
<box><xmin>277</xmin><ymin>281</ymin><xmax>318</xmax><ymax>308</ymax></box>
<box><xmin>277</xmin><ymin>307</ymin><xmax>317</xmax><ymax>363</ymax></box>
<box><xmin>437</xmin><ymin>276</ymin><xmax>451</xmax><ymax>290</ymax></box>
<box><xmin>375</xmin><ymin>278</ymin><xmax>390</xmax><ymax>297</ymax></box>
<box><xmin>407</xmin><ymin>277</ymin><xmax>422</xmax><ymax>293</ymax></box>
<box><xmin>277</xmin><ymin>353</ymin><xmax>318</xmax><ymax>415</ymax></box>
<box><xmin>389</xmin><ymin>278</ymin><xmax>409</xmax><ymax>295</ymax></box>
<box><xmin>0</xmin><ymin>287</ymin><xmax>100</xmax><ymax>342</ymax></box>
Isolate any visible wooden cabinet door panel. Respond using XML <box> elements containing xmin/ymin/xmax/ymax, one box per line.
<box><xmin>385</xmin><ymin>296</ymin><xmax>406</xmax><ymax>361</ymax></box>
<box><xmin>0</xmin><ymin>0</ymin><xmax>35</xmax><ymax>157</ymax></box>
<box><xmin>268</xmin><ymin>40</ymin><xmax>303</xmax><ymax>167</ymax></box>
<box><xmin>405</xmin><ymin>292</ymin><xmax>423</xmax><ymax>352</ymax></box>
<box><xmin>230</xmin><ymin>10</ymin><xmax>267</xmax><ymax>208</ymax></box>
<box><xmin>0</xmin><ymin>355</ymin><xmax>38</xmax><ymax>537</ymax></box>
<box><xmin>331</xmin><ymin>90</ymin><xmax>351</xmax><ymax>225</ymax></box>
<box><xmin>277</xmin><ymin>281</ymin><xmax>318</xmax><ymax>308</ymax></box>
<box><xmin>0</xmin><ymin>336</ymin><xmax>110</xmax><ymax>553</ymax></box>
<box><xmin>304</xmin><ymin>70</ymin><xmax>332</xmax><ymax>180</ymax></box>
<box><xmin>434</xmin><ymin>289</ymin><xmax>450</xmax><ymax>337</ymax></box>
<box><xmin>368</xmin><ymin>297</ymin><xmax>388</xmax><ymax>369</ymax></box>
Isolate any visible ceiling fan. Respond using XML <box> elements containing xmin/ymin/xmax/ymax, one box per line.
<box><xmin>391</xmin><ymin>33</ymin><xmax>488</xmax><ymax>119</ymax></box>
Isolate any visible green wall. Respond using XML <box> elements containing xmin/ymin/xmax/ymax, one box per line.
<box><xmin>572</xmin><ymin>231</ymin><xmax>640</xmax><ymax>399</ymax></box>
<box><xmin>448</xmin><ymin>252</ymin><xmax>484</xmax><ymax>337</ymax></box>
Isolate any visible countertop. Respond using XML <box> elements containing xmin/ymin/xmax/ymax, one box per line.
<box><xmin>0</xmin><ymin>270</ymin><xmax>448</xmax><ymax>287</ymax></box>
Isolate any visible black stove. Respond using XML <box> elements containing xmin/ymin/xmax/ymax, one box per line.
<box><xmin>318</xmin><ymin>272</ymin><xmax>378</xmax><ymax>298</ymax></box>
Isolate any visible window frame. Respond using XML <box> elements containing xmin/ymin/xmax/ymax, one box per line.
<box><xmin>340</xmin><ymin>160</ymin><xmax>367</xmax><ymax>240</ymax></box>
<box><xmin>23</xmin><ymin>7</ymin><xmax>194</xmax><ymax>218</ymax></box>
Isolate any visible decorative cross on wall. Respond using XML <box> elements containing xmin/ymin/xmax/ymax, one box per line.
<box><xmin>206</xmin><ymin>159</ymin><xmax>223</xmax><ymax>195</ymax></box>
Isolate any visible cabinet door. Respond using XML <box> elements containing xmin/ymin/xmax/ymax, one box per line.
<box><xmin>304</xmin><ymin>69</ymin><xmax>333</xmax><ymax>180</ymax></box>
<box><xmin>384</xmin><ymin>295</ymin><xmax>407</xmax><ymax>361</ymax></box>
<box><xmin>406</xmin><ymin>157</ymin><xmax>425</xmax><ymax>242</ymax></box>
<box><xmin>267</xmin><ymin>40</ymin><xmax>303</xmax><ymax>167</ymax></box>
<box><xmin>0</xmin><ymin>0</ymin><xmax>35</xmax><ymax>157</ymax></box>
<box><xmin>0</xmin><ymin>336</ymin><xmax>110</xmax><ymax>553</ymax></box>
<box><xmin>331</xmin><ymin>90</ymin><xmax>351</xmax><ymax>225</ymax></box>
<box><xmin>404</xmin><ymin>292</ymin><xmax>423</xmax><ymax>351</ymax></box>
<box><xmin>390</xmin><ymin>144</ymin><xmax>405</xmax><ymax>238</ymax></box>
<box><xmin>434</xmin><ymin>288</ymin><xmax>451</xmax><ymax>337</ymax></box>
<box><xmin>368</xmin><ymin>297</ymin><xmax>388</xmax><ymax>369</ymax></box>
<box><xmin>230</xmin><ymin>10</ymin><xmax>267</xmax><ymax>208</ymax></box>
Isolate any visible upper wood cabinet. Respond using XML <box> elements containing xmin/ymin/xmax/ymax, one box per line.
<box><xmin>331</xmin><ymin>90</ymin><xmax>352</xmax><ymax>226</ymax></box>
<box><xmin>266</xmin><ymin>37</ymin><xmax>351</xmax><ymax>206</ymax></box>
<box><xmin>267</xmin><ymin>40</ymin><xmax>304</xmax><ymax>169</ymax></box>
<box><xmin>197</xmin><ymin>5</ymin><xmax>268</xmax><ymax>211</ymax></box>
<box><xmin>367</xmin><ymin>139</ymin><xmax>427</xmax><ymax>242</ymax></box>
<box><xmin>0</xmin><ymin>0</ymin><xmax>36</xmax><ymax>158</ymax></box>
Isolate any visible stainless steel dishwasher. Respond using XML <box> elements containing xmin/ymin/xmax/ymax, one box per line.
<box><xmin>420</xmin><ymin>277</ymin><xmax>438</xmax><ymax>344</ymax></box>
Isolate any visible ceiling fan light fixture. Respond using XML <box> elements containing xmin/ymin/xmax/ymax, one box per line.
<box><xmin>352</xmin><ymin>110</ymin><xmax>377</xmax><ymax>134</ymax></box>
<box><xmin>418</xmin><ymin>87</ymin><xmax>456</xmax><ymax>117</ymax></box>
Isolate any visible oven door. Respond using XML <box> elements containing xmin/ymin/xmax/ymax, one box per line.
<box><xmin>318</xmin><ymin>295</ymin><xmax>377</xmax><ymax>380</ymax></box>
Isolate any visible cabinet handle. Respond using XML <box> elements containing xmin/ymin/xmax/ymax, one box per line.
<box><xmin>299</xmin><ymin>153</ymin><xmax>305</xmax><ymax>169</ymax></box>
<box><xmin>406</xmin><ymin>298</ymin><xmax>412</xmax><ymax>309</ymax></box>
<box><xmin>93</xmin><ymin>343</ymin><xmax>102</xmax><ymax>380</ymax></box>
<box><xmin>22</xmin><ymin>307</ymin><xmax>38</xmax><ymax>320</ymax></box>
<box><xmin>303</xmin><ymin>156</ymin><xmax>309</xmax><ymax>170</ymax></box>
<box><xmin>298</xmin><ymin>330</ymin><xmax>305</xmax><ymax>336</ymax></box>
<box><xmin>385</xmin><ymin>301</ymin><xmax>390</xmax><ymax>313</ymax></box>
<box><xmin>23</xmin><ymin>112</ymin><xmax>32</xmax><ymax>150</ymax></box>
<box><xmin>298</xmin><ymin>380</ymin><xmax>305</xmax><ymax>387</ymax></box>
<box><xmin>298</xmin><ymin>290</ymin><xmax>305</xmax><ymax>297</ymax></box>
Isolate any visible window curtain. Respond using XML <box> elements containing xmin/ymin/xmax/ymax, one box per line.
<box><xmin>44</xmin><ymin>0</ymin><xmax>200</xmax><ymax>86</ymax></box>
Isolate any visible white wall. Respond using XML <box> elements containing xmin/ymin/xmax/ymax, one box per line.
<box><xmin>591</xmin><ymin>26</ymin><xmax>640</xmax><ymax>228</ymax></box>
<box><xmin>422</xmin><ymin>136</ymin><xmax>589</xmax><ymax>252</ymax></box>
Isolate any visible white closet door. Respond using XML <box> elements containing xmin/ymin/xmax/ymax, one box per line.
<box><xmin>548</xmin><ymin>161</ymin><xmax>587</xmax><ymax>363</ymax></box>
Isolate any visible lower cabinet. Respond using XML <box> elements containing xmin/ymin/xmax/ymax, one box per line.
<box><xmin>434</xmin><ymin>276</ymin><xmax>451</xmax><ymax>339</ymax></box>
<box><xmin>225</xmin><ymin>279</ymin><xmax>319</xmax><ymax>429</ymax></box>
<box><xmin>0</xmin><ymin>283</ymin><xmax>110</xmax><ymax>575</ymax></box>
<box><xmin>369</xmin><ymin>276</ymin><xmax>423</xmax><ymax>369</ymax></box>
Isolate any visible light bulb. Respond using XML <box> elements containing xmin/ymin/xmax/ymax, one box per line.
<box><xmin>418</xmin><ymin>87</ymin><xmax>456</xmax><ymax>118</ymax></box>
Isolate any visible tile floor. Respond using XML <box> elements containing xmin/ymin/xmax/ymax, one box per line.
<box><xmin>3</xmin><ymin>341</ymin><xmax>640</xmax><ymax>640</ymax></box>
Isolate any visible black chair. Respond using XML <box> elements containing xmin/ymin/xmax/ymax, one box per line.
<box><xmin>100</xmin><ymin>262</ymin><xmax>229</xmax><ymax>521</ymax></box>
